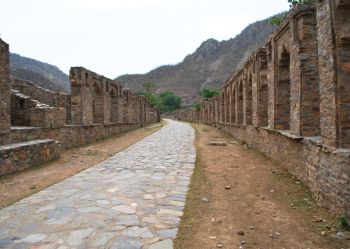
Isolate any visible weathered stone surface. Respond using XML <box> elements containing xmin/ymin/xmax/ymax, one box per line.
<box><xmin>148</xmin><ymin>239</ymin><xmax>174</xmax><ymax>249</ymax></box>
<box><xmin>176</xmin><ymin>3</ymin><xmax>350</xmax><ymax>215</ymax></box>
<box><xmin>0</xmin><ymin>120</ymin><xmax>195</xmax><ymax>248</ymax></box>
<box><xmin>0</xmin><ymin>37</ymin><xmax>160</xmax><ymax>176</ymax></box>
<box><xmin>0</xmin><ymin>139</ymin><xmax>61</xmax><ymax>175</ymax></box>
<box><xmin>0</xmin><ymin>38</ymin><xmax>11</xmax><ymax>146</ymax></box>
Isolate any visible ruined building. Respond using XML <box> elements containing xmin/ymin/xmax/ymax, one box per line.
<box><xmin>177</xmin><ymin>1</ymin><xmax>350</xmax><ymax>215</ymax></box>
<box><xmin>0</xmin><ymin>38</ymin><xmax>159</xmax><ymax>176</ymax></box>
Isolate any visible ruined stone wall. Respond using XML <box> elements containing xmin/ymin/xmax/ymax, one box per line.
<box><xmin>11</xmin><ymin>78</ymin><xmax>70</xmax><ymax>108</ymax></box>
<box><xmin>0</xmin><ymin>42</ymin><xmax>159</xmax><ymax>176</ymax></box>
<box><xmin>178</xmin><ymin>2</ymin><xmax>350</xmax><ymax>215</ymax></box>
<box><xmin>0</xmin><ymin>139</ymin><xmax>61</xmax><ymax>175</ymax></box>
<box><xmin>0</xmin><ymin>39</ymin><xmax>11</xmax><ymax>145</ymax></box>
<box><xmin>317</xmin><ymin>0</ymin><xmax>350</xmax><ymax>148</ymax></box>
<box><xmin>10</xmin><ymin>90</ymin><xmax>67</xmax><ymax>129</ymax></box>
<box><xmin>70</xmin><ymin>67</ymin><xmax>158</xmax><ymax>126</ymax></box>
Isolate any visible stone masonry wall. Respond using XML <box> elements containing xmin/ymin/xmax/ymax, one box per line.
<box><xmin>11</xmin><ymin>78</ymin><xmax>70</xmax><ymax>108</ymax></box>
<box><xmin>0</xmin><ymin>39</ymin><xmax>11</xmax><ymax>145</ymax></box>
<box><xmin>0</xmin><ymin>139</ymin><xmax>61</xmax><ymax>176</ymax></box>
<box><xmin>0</xmin><ymin>39</ymin><xmax>159</xmax><ymax>176</ymax></box>
<box><xmin>177</xmin><ymin>2</ymin><xmax>350</xmax><ymax>215</ymax></box>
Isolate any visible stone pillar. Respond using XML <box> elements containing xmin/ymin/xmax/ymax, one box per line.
<box><xmin>244</xmin><ymin>71</ymin><xmax>253</xmax><ymax>125</ymax></box>
<box><xmin>267</xmin><ymin>40</ymin><xmax>276</xmax><ymax>129</ymax></box>
<box><xmin>252</xmin><ymin>58</ymin><xmax>259</xmax><ymax>127</ymax></box>
<box><xmin>256</xmin><ymin>51</ymin><xmax>269</xmax><ymax>127</ymax></box>
<box><xmin>228</xmin><ymin>86</ymin><xmax>232</xmax><ymax>123</ymax></box>
<box><xmin>70</xmin><ymin>68</ymin><xmax>94</xmax><ymax>126</ymax></box>
<box><xmin>290</xmin><ymin>9</ymin><xmax>320</xmax><ymax>136</ymax></box>
<box><xmin>103</xmin><ymin>80</ymin><xmax>111</xmax><ymax>125</ymax></box>
<box><xmin>317</xmin><ymin>0</ymin><xmax>350</xmax><ymax>148</ymax></box>
<box><xmin>0</xmin><ymin>38</ymin><xmax>11</xmax><ymax>145</ymax></box>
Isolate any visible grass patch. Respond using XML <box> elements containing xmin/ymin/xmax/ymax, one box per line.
<box><xmin>86</xmin><ymin>150</ymin><xmax>100</xmax><ymax>156</ymax></box>
<box><xmin>271</xmin><ymin>169</ymin><xmax>321</xmax><ymax>212</ymax></box>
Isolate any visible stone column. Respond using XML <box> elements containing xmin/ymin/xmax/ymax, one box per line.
<box><xmin>70</xmin><ymin>68</ymin><xmax>94</xmax><ymax>126</ymax></box>
<box><xmin>103</xmin><ymin>80</ymin><xmax>111</xmax><ymax>125</ymax></box>
<box><xmin>290</xmin><ymin>9</ymin><xmax>320</xmax><ymax>137</ymax></box>
<box><xmin>0</xmin><ymin>38</ymin><xmax>11</xmax><ymax>145</ymax></box>
<box><xmin>317</xmin><ymin>0</ymin><xmax>350</xmax><ymax>148</ymax></box>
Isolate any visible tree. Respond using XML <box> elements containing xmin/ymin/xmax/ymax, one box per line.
<box><xmin>160</xmin><ymin>91</ymin><xmax>182</xmax><ymax>113</ymax></box>
<box><xmin>288</xmin><ymin>0</ymin><xmax>318</xmax><ymax>7</ymax></box>
<box><xmin>201</xmin><ymin>88</ymin><xmax>219</xmax><ymax>99</ymax></box>
<box><xmin>192</xmin><ymin>101</ymin><xmax>201</xmax><ymax>112</ymax></box>
<box><xmin>270</xmin><ymin>0</ymin><xmax>316</xmax><ymax>27</ymax></box>
<box><xmin>143</xmin><ymin>82</ymin><xmax>156</xmax><ymax>93</ymax></box>
<box><xmin>138</xmin><ymin>82</ymin><xmax>161</xmax><ymax>108</ymax></box>
<box><xmin>269</xmin><ymin>16</ymin><xmax>284</xmax><ymax>26</ymax></box>
<box><xmin>138</xmin><ymin>90</ymin><xmax>182</xmax><ymax>113</ymax></box>
<box><xmin>139</xmin><ymin>92</ymin><xmax>161</xmax><ymax>109</ymax></box>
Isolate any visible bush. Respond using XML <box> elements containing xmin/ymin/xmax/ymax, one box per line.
<box><xmin>138</xmin><ymin>85</ymin><xmax>182</xmax><ymax>113</ymax></box>
<box><xmin>192</xmin><ymin>101</ymin><xmax>201</xmax><ymax>112</ymax></box>
<box><xmin>160</xmin><ymin>91</ymin><xmax>182</xmax><ymax>113</ymax></box>
<box><xmin>201</xmin><ymin>88</ymin><xmax>219</xmax><ymax>99</ymax></box>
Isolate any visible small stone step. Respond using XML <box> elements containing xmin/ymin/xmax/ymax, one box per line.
<box><xmin>145</xmin><ymin>123</ymin><xmax>162</xmax><ymax>130</ymax></box>
<box><xmin>0</xmin><ymin>139</ymin><xmax>61</xmax><ymax>176</ymax></box>
<box><xmin>10</xmin><ymin>126</ymin><xmax>43</xmax><ymax>143</ymax></box>
<box><xmin>209</xmin><ymin>141</ymin><xmax>227</xmax><ymax>146</ymax></box>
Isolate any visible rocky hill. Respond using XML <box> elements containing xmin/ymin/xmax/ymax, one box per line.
<box><xmin>8</xmin><ymin>14</ymin><xmax>282</xmax><ymax>101</ymax></box>
<box><xmin>10</xmin><ymin>53</ymin><xmax>70</xmax><ymax>93</ymax></box>
<box><xmin>116</xmin><ymin>16</ymin><xmax>280</xmax><ymax>105</ymax></box>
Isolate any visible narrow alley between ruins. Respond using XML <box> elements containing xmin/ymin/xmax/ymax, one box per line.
<box><xmin>0</xmin><ymin>120</ymin><xmax>196</xmax><ymax>249</ymax></box>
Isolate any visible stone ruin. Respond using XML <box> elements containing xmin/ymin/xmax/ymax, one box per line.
<box><xmin>177</xmin><ymin>0</ymin><xmax>350</xmax><ymax>215</ymax></box>
<box><xmin>0</xmin><ymin>39</ymin><xmax>160</xmax><ymax>176</ymax></box>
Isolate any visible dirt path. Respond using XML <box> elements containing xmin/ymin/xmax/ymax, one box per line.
<box><xmin>175</xmin><ymin>123</ymin><xmax>349</xmax><ymax>249</ymax></box>
<box><xmin>0</xmin><ymin>124</ymin><xmax>162</xmax><ymax>209</ymax></box>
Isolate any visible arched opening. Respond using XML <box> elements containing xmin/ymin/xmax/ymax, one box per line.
<box><xmin>275</xmin><ymin>47</ymin><xmax>291</xmax><ymax>130</ymax></box>
<box><xmin>93</xmin><ymin>82</ymin><xmax>104</xmax><ymax>124</ymax></box>
<box><xmin>110</xmin><ymin>88</ymin><xmax>119</xmax><ymax>123</ymax></box>
<box><xmin>246</xmin><ymin>74</ymin><xmax>253</xmax><ymax>125</ymax></box>
<box><xmin>231</xmin><ymin>87</ymin><xmax>236</xmax><ymax>123</ymax></box>
<box><xmin>237</xmin><ymin>81</ymin><xmax>244</xmax><ymax>124</ymax></box>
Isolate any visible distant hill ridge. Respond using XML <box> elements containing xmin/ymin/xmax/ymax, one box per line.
<box><xmin>10</xmin><ymin>53</ymin><xmax>70</xmax><ymax>93</ymax></box>
<box><xmin>9</xmin><ymin>13</ymin><xmax>283</xmax><ymax>103</ymax></box>
<box><xmin>116</xmin><ymin>15</ymin><xmax>281</xmax><ymax>105</ymax></box>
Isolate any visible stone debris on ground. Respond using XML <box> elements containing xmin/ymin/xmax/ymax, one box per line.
<box><xmin>209</xmin><ymin>141</ymin><xmax>227</xmax><ymax>146</ymax></box>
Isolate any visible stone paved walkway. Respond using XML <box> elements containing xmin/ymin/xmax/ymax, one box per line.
<box><xmin>0</xmin><ymin>120</ymin><xmax>196</xmax><ymax>249</ymax></box>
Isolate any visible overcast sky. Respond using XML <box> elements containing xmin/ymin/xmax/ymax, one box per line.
<box><xmin>0</xmin><ymin>0</ymin><xmax>289</xmax><ymax>78</ymax></box>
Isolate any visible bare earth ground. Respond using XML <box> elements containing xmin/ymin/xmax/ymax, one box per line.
<box><xmin>0</xmin><ymin>124</ymin><xmax>162</xmax><ymax>209</ymax></box>
<box><xmin>175</xmin><ymin>123</ymin><xmax>349</xmax><ymax>249</ymax></box>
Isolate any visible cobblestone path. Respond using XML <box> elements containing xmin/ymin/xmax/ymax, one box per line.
<box><xmin>0</xmin><ymin>120</ymin><xmax>196</xmax><ymax>249</ymax></box>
